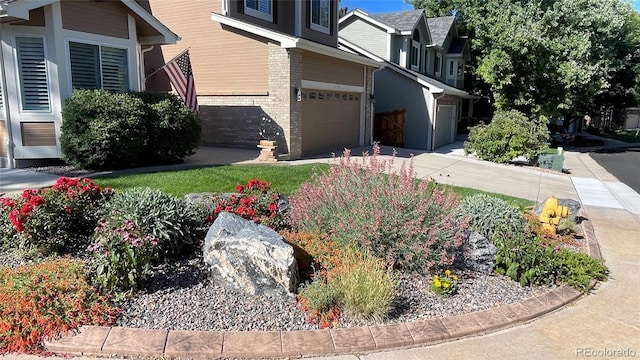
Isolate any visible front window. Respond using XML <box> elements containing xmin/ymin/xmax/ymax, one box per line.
<box><xmin>311</xmin><ymin>0</ymin><xmax>330</xmax><ymax>34</ymax></box>
<box><xmin>245</xmin><ymin>0</ymin><xmax>273</xmax><ymax>22</ymax></box>
<box><xmin>69</xmin><ymin>41</ymin><xmax>128</xmax><ymax>92</ymax></box>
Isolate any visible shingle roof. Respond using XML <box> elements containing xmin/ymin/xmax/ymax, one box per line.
<box><xmin>427</xmin><ymin>16</ymin><xmax>456</xmax><ymax>47</ymax></box>
<box><xmin>369</xmin><ymin>9</ymin><xmax>424</xmax><ymax>32</ymax></box>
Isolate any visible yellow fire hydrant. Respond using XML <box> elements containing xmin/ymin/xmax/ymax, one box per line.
<box><xmin>538</xmin><ymin>196</ymin><xmax>569</xmax><ymax>235</ymax></box>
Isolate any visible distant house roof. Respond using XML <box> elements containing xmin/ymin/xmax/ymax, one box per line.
<box><xmin>369</xmin><ymin>10</ymin><xmax>425</xmax><ymax>33</ymax></box>
<box><xmin>427</xmin><ymin>16</ymin><xmax>456</xmax><ymax>47</ymax></box>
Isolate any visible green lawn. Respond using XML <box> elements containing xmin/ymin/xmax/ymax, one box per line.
<box><xmin>92</xmin><ymin>164</ymin><xmax>534</xmax><ymax>209</ymax></box>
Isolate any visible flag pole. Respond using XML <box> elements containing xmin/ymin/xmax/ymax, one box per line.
<box><xmin>144</xmin><ymin>47</ymin><xmax>190</xmax><ymax>81</ymax></box>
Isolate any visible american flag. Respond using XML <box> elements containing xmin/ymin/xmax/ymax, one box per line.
<box><xmin>161</xmin><ymin>49</ymin><xmax>199</xmax><ymax>112</ymax></box>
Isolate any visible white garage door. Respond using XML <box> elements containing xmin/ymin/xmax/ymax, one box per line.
<box><xmin>434</xmin><ymin>105</ymin><xmax>456</xmax><ymax>149</ymax></box>
<box><xmin>301</xmin><ymin>89</ymin><xmax>361</xmax><ymax>156</ymax></box>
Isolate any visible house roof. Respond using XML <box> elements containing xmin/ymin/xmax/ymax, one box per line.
<box><xmin>339</xmin><ymin>37</ymin><xmax>476</xmax><ymax>99</ymax></box>
<box><xmin>211</xmin><ymin>12</ymin><xmax>382</xmax><ymax>68</ymax></box>
<box><xmin>368</xmin><ymin>10</ymin><xmax>425</xmax><ymax>33</ymax></box>
<box><xmin>0</xmin><ymin>0</ymin><xmax>178</xmax><ymax>45</ymax></box>
<box><xmin>448</xmin><ymin>37</ymin><xmax>466</xmax><ymax>55</ymax></box>
<box><xmin>427</xmin><ymin>16</ymin><xmax>456</xmax><ymax>47</ymax></box>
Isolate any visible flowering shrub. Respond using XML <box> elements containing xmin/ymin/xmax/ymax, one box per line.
<box><xmin>90</xmin><ymin>218</ymin><xmax>160</xmax><ymax>293</ymax></box>
<box><xmin>289</xmin><ymin>145</ymin><xmax>468</xmax><ymax>274</ymax></box>
<box><xmin>0</xmin><ymin>258</ymin><xmax>117</xmax><ymax>353</ymax></box>
<box><xmin>0</xmin><ymin>177</ymin><xmax>112</xmax><ymax>255</ymax></box>
<box><xmin>211</xmin><ymin>179</ymin><xmax>289</xmax><ymax>231</ymax></box>
<box><xmin>431</xmin><ymin>269</ymin><xmax>459</xmax><ymax>297</ymax></box>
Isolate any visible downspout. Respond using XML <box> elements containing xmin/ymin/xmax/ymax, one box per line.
<box><xmin>0</xmin><ymin>38</ymin><xmax>14</xmax><ymax>169</ymax></box>
<box><xmin>140</xmin><ymin>46</ymin><xmax>154</xmax><ymax>91</ymax></box>
<box><xmin>430</xmin><ymin>91</ymin><xmax>446</xmax><ymax>151</ymax></box>
<box><xmin>370</xmin><ymin>67</ymin><xmax>383</xmax><ymax>144</ymax></box>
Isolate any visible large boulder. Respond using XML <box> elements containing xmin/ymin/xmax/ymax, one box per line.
<box><xmin>459</xmin><ymin>231</ymin><xmax>496</xmax><ymax>274</ymax></box>
<box><xmin>203</xmin><ymin>212</ymin><xmax>299</xmax><ymax>297</ymax></box>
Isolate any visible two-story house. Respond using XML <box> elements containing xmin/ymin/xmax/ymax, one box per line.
<box><xmin>339</xmin><ymin>9</ymin><xmax>474</xmax><ymax>151</ymax></box>
<box><xmin>0</xmin><ymin>0</ymin><xmax>178</xmax><ymax>168</ymax></box>
<box><xmin>142</xmin><ymin>0</ymin><xmax>381</xmax><ymax>159</ymax></box>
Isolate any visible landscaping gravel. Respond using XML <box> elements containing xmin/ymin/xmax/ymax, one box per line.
<box><xmin>111</xmin><ymin>253</ymin><xmax>556</xmax><ymax>332</ymax></box>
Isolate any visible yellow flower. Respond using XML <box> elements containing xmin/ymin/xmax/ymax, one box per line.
<box><xmin>452</xmin><ymin>275</ymin><xmax>458</xmax><ymax>281</ymax></box>
<box><xmin>443</xmin><ymin>283</ymin><xmax>449</xmax><ymax>288</ymax></box>
<box><xmin>434</xmin><ymin>279</ymin><xmax>441</xmax><ymax>287</ymax></box>
<box><xmin>445</xmin><ymin>270</ymin><xmax>451</xmax><ymax>276</ymax></box>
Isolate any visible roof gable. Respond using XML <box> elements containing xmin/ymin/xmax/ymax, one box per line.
<box><xmin>369</xmin><ymin>9</ymin><xmax>424</xmax><ymax>33</ymax></box>
<box><xmin>427</xmin><ymin>16</ymin><xmax>456</xmax><ymax>47</ymax></box>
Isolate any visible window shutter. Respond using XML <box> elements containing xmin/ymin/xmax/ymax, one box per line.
<box><xmin>16</xmin><ymin>37</ymin><xmax>50</xmax><ymax>111</ymax></box>
<box><xmin>69</xmin><ymin>42</ymin><xmax>100</xmax><ymax>90</ymax></box>
<box><xmin>100</xmin><ymin>46</ymin><xmax>128</xmax><ymax>92</ymax></box>
<box><xmin>258</xmin><ymin>0</ymin><xmax>271</xmax><ymax>13</ymax></box>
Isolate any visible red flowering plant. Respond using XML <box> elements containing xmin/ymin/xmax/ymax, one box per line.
<box><xmin>0</xmin><ymin>177</ymin><xmax>113</xmax><ymax>256</ymax></box>
<box><xmin>209</xmin><ymin>179</ymin><xmax>289</xmax><ymax>231</ymax></box>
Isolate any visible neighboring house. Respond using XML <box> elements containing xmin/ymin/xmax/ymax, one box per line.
<box><xmin>339</xmin><ymin>9</ymin><xmax>475</xmax><ymax>150</ymax></box>
<box><xmin>142</xmin><ymin>0</ymin><xmax>381</xmax><ymax>159</ymax></box>
<box><xmin>0</xmin><ymin>0</ymin><xmax>179</xmax><ymax>168</ymax></box>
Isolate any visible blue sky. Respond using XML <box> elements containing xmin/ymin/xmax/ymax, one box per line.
<box><xmin>340</xmin><ymin>0</ymin><xmax>640</xmax><ymax>15</ymax></box>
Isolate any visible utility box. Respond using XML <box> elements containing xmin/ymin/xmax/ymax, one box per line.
<box><xmin>537</xmin><ymin>154</ymin><xmax>564</xmax><ymax>172</ymax></box>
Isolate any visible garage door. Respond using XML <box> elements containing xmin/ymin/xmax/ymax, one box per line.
<box><xmin>301</xmin><ymin>89</ymin><xmax>361</xmax><ymax>156</ymax></box>
<box><xmin>434</xmin><ymin>105</ymin><xmax>456</xmax><ymax>149</ymax></box>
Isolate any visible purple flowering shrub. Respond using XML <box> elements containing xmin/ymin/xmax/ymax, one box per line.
<box><xmin>290</xmin><ymin>144</ymin><xmax>469</xmax><ymax>274</ymax></box>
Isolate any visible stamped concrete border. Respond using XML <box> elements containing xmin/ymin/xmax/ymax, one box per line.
<box><xmin>45</xmin><ymin>218</ymin><xmax>601</xmax><ymax>359</ymax></box>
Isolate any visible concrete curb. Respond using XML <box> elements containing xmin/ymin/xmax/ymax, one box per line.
<box><xmin>44</xmin><ymin>217</ymin><xmax>602</xmax><ymax>359</ymax></box>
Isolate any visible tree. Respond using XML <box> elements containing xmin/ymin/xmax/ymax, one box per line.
<box><xmin>409</xmin><ymin>0</ymin><xmax>640</xmax><ymax>120</ymax></box>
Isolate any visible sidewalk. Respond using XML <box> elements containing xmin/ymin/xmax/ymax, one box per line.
<box><xmin>1</xmin><ymin>140</ymin><xmax>639</xmax><ymax>360</ymax></box>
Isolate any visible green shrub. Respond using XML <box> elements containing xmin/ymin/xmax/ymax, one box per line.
<box><xmin>0</xmin><ymin>178</ymin><xmax>112</xmax><ymax>256</ymax></box>
<box><xmin>0</xmin><ymin>259</ymin><xmax>117</xmax><ymax>353</ymax></box>
<box><xmin>431</xmin><ymin>269</ymin><xmax>459</xmax><ymax>297</ymax></box>
<box><xmin>102</xmin><ymin>187</ymin><xmax>199</xmax><ymax>259</ymax></box>
<box><xmin>333</xmin><ymin>254</ymin><xmax>398</xmax><ymax>321</ymax></box>
<box><xmin>297</xmin><ymin>276</ymin><xmax>341</xmax><ymax>328</ymax></box>
<box><xmin>464</xmin><ymin>110</ymin><xmax>550</xmax><ymax>163</ymax></box>
<box><xmin>134</xmin><ymin>92</ymin><xmax>201</xmax><ymax>165</ymax></box>
<box><xmin>61</xmin><ymin>89</ymin><xmax>200</xmax><ymax>170</ymax></box>
<box><xmin>61</xmin><ymin>89</ymin><xmax>147</xmax><ymax>169</ymax></box>
<box><xmin>458</xmin><ymin>194</ymin><xmax>526</xmax><ymax>241</ymax></box>
<box><xmin>289</xmin><ymin>145</ymin><xmax>468</xmax><ymax>274</ymax></box>
<box><xmin>495</xmin><ymin>231</ymin><xmax>608</xmax><ymax>289</ymax></box>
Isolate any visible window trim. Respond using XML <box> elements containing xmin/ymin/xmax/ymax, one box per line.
<box><xmin>14</xmin><ymin>35</ymin><xmax>52</xmax><ymax>114</ymax></box>
<box><xmin>410</xmin><ymin>40</ymin><xmax>420</xmax><ymax>71</ymax></box>
<box><xmin>434</xmin><ymin>52</ymin><xmax>442</xmax><ymax>77</ymax></box>
<box><xmin>66</xmin><ymin>39</ymin><xmax>130</xmax><ymax>94</ymax></box>
<box><xmin>244</xmin><ymin>0</ymin><xmax>273</xmax><ymax>22</ymax></box>
<box><xmin>310</xmin><ymin>0</ymin><xmax>330</xmax><ymax>34</ymax></box>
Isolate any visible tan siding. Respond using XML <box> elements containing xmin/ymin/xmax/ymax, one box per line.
<box><xmin>61</xmin><ymin>0</ymin><xmax>129</xmax><ymax>39</ymax></box>
<box><xmin>0</xmin><ymin>121</ymin><xmax>6</xmax><ymax>157</ymax></box>
<box><xmin>9</xmin><ymin>8</ymin><xmax>45</xmax><ymax>27</ymax></box>
<box><xmin>302</xmin><ymin>51</ymin><xmax>363</xmax><ymax>86</ymax></box>
<box><xmin>145</xmin><ymin>0</ymin><xmax>269</xmax><ymax>94</ymax></box>
<box><xmin>21</xmin><ymin>122</ymin><xmax>57</xmax><ymax>146</ymax></box>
